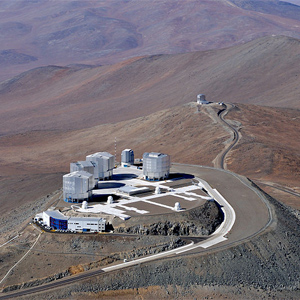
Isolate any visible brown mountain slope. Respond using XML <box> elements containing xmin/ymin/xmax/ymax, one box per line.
<box><xmin>0</xmin><ymin>102</ymin><xmax>299</xmax><ymax>213</ymax></box>
<box><xmin>226</xmin><ymin>104</ymin><xmax>300</xmax><ymax>188</ymax></box>
<box><xmin>0</xmin><ymin>103</ymin><xmax>228</xmax><ymax>213</ymax></box>
<box><xmin>1</xmin><ymin>0</ymin><xmax>300</xmax><ymax>81</ymax></box>
<box><xmin>0</xmin><ymin>35</ymin><xmax>299</xmax><ymax>136</ymax></box>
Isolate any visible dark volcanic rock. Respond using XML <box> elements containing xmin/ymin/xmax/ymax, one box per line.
<box><xmin>114</xmin><ymin>200</ymin><xmax>223</xmax><ymax>236</ymax></box>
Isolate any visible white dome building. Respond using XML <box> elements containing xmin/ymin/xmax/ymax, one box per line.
<box><xmin>174</xmin><ymin>202</ymin><xmax>181</xmax><ymax>211</ymax></box>
<box><xmin>197</xmin><ymin>94</ymin><xmax>210</xmax><ymax>105</ymax></box>
<box><xmin>82</xmin><ymin>201</ymin><xmax>88</xmax><ymax>209</ymax></box>
<box><xmin>107</xmin><ymin>196</ymin><xmax>114</xmax><ymax>204</ymax></box>
<box><xmin>155</xmin><ymin>186</ymin><xmax>161</xmax><ymax>194</ymax></box>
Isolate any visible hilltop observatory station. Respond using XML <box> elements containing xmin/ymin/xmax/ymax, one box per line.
<box><xmin>143</xmin><ymin>152</ymin><xmax>170</xmax><ymax>181</ymax></box>
<box><xmin>197</xmin><ymin>94</ymin><xmax>210</xmax><ymax>105</ymax></box>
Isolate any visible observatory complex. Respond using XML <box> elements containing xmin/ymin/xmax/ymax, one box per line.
<box><xmin>143</xmin><ymin>152</ymin><xmax>170</xmax><ymax>181</ymax></box>
<box><xmin>36</xmin><ymin>148</ymin><xmax>213</xmax><ymax>233</ymax></box>
<box><xmin>197</xmin><ymin>94</ymin><xmax>210</xmax><ymax>105</ymax></box>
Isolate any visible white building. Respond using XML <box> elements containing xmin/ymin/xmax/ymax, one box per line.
<box><xmin>68</xmin><ymin>217</ymin><xmax>106</xmax><ymax>232</ymax></box>
<box><xmin>42</xmin><ymin>210</ymin><xmax>69</xmax><ymax>230</ymax></box>
<box><xmin>70</xmin><ymin>161</ymin><xmax>96</xmax><ymax>176</ymax></box>
<box><xmin>86</xmin><ymin>152</ymin><xmax>115</xmax><ymax>181</ymax></box>
<box><xmin>35</xmin><ymin>210</ymin><xmax>106</xmax><ymax>232</ymax></box>
<box><xmin>63</xmin><ymin>171</ymin><xmax>95</xmax><ymax>203</ymax></box>
<box><xmin>143</xmin><ymin>152</ymin><xmax>170</xmax><ymax>181</ymax></box>
<box><xmin>197</xmin><ymin>94</ymin><xmax>210</xmax><ymax>105</ymax></box>
<box><xmin>121</xmin><ymin>149</ymin><xmax>134</xmax><ymax>167</ymax></box>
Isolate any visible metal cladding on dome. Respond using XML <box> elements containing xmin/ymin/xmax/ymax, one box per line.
<box><xmin>121</xmin><ymin>149</ymin><xmax>134</xmax><ymax>167</ymax></box>
<box><xmin>143</xmin><ymin>152</ymin><xmax>170</xmax><ymax>181</ymax></box>
<box><xmin>63</xmin><ymin>171</ymin><xmax>95</xmax><ymax>203</ymax></box>
<box><xmin>86</xmin><ymin>152</ymin><xmax>115</xmax><ymax>181</ymax></box>
<box><xmin>197</xmin><ymin>94</ymin><xmax>210</xmax><ymax>105</ymax></box>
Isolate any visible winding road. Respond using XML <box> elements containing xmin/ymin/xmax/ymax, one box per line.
<box><xmin>214</xmin><ymin>103</ymin><xmax>240</xmax><ymax>169</ymax></box>
<box><xmin>0</xmin><ymin>103</ymin><xmax>274</xmax><ymax>299</ymax></box>
<box><xmin>0</xmin><ymin>167</ymin><xmax>273</xmax><ymax>299</ymax></box>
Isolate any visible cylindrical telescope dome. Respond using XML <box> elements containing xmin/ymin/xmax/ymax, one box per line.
<box><xmin>63</xmin><ymin>171</ymin><xmax>94</xmax><ymax>203</ymax></box>
<box><xmin>86</xmin><ymin>152</ymin><xmax>115</xmax><ymax>181</ymax></box>
<box><xmin>107</xmin><ymin>195</ymin><xmax>114</xmax><ymax>204</ymax></box>
<box><xmin>155</xmin><ymin>186</ymin><xmax>161</xmax><ymax>194</ymax></box>
<box><xmin>197</xmin><ymin>94</ymin><xmax>206</xmax><ymax>101</ymax></box>
<box><xmin>143</xmin><ymin>152</ymin><xmax>170</xmax><ymax>181</ymax></box>
<box><xmin>174</xmin><ymin>202</ymin><xmax>181</xmax><ymax>211</ymax></box>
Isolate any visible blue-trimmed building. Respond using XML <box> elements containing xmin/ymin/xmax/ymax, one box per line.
<box><xmin>40</xmin><ymin>210</ymin><xmax>105</xmax><ymax>232</ymax></box>
<box><xmin>43</xmin><ymin>210</ymin><xmax>68</xmax><ymax>230</ymax></box>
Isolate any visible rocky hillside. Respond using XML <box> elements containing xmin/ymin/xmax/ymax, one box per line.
<box><xmin>0</xmin><ymin>102</ymin><xmax>299</xmax><ymax>215</ymax></box>
<box><xmin>114</xmin><ymin>200</ymin><xmax>224</xmax><ymax>236</ymax></box>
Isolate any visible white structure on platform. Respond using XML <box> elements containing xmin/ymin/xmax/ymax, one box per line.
<box><xmin>155</xmin><ymin>186</ymin><xmax>161</xmax><ymax>194</ymax></box>
<box><xmin>197</xmin><ymin>94</ymin><xmax>210</xmax><ymax>105</ymax></box>
<box><xmin>107</xmin><ymin>195</ymin><xmax>114</xmax><ymax>204</ymax></box>
<box><xmin>117</xmin><ymin>185</ymin><xmax>150</xmax><ymax>196</ymax></box>
<box><xmin>42</xmin><ymin>210</ymin><xmax>68</xmax><ymax>228</ymax></box>
<box><xmin>63</xmin><ymin>171</ymin><xmax>95</xmax><ymax>203</ymax></box>
<box><xmin>143</xmin><ymin>152</ymin><xmax>170</xmax><ymax>181</ymax></box>
<box><xmin>86</xmin><ymin>152</ymin><xmax>115</xmax><ymax>181</ymax></box>
<box><xmin>82</xmin><ymin>201</ymin><xmax>88</xmax><ymax>209</ymax></box>
<box><xmin>68</xmin><ymin>217</ymin><xmax>105</xmax><ymax>232</ymax></box>
<box><xmin>36</xmin><ymin>210</ymin><xmax>105</xmax><ymax>232</ymax></box>
<box><xmin>174</xmin><ymin>202</ymin><xmax>181</xmax><ymax>211</ymax></box>
<box><xmin>121</xmin><ymin>149</ymin><xmax>134</xmax><ymax>167</ymax></box>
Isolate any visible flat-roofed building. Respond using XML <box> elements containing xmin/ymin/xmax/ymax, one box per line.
<box><xmin>68</xmin><ymin>217</ymin><xmax>106</xmax><ymax>232</ymax></box>
<box><xmin>37</xmin><ymin>210</ymin><xmax>106</xmax><ymax>232</ymax></box>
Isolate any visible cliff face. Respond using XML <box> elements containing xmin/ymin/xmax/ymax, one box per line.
<box><xmin>114</xmin><ymin>200</ymin><xmax>224</xmax><ymax>236</ymax></box>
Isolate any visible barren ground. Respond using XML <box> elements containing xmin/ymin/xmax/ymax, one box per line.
<box><xmin>1</xmin><ymin>0</ymin><xmax>300</xmax><ymax>81</ymax></box>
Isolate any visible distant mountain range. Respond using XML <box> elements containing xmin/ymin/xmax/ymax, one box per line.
<box><xmin>0</xmin><ymin>35</ymin><xmax>299</xmax><ymax>136</ymax></box>
<box><xmin>0</xmin><ymin>0</ymin><xmax>300</xmax><ymax>81</ymax></box>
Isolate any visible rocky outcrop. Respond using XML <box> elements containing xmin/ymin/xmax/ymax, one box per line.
<box><xmin>114</xmin><ymin>200</ymin><xmax>223</xmax><ymax>236</ymax></box>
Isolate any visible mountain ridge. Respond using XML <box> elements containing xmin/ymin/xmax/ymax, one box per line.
<box><xmin>0</xmin><ymin>35</ymin><xmax>299</xmax><ymax>136</ymax></box>
<box><xmin>1</xmin><ymin>0</ymin><xmax>300</xmax><ymax>81</ymax></box>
